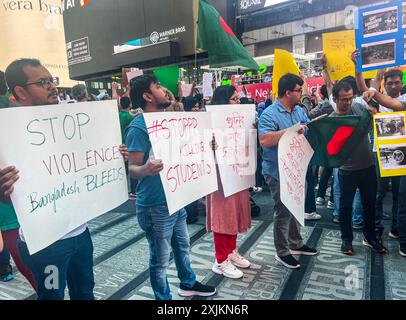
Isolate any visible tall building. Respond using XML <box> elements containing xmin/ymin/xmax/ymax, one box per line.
<box><xmin>0</xmin><ymin>0</ymin><xmax>77</xmax><ymax>87</ymax></box>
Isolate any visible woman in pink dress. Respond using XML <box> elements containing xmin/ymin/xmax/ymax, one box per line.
<box><xmin>206</xmin><ymin>85</ymin><xmax>252</xmax><ymax>279</ymax></box>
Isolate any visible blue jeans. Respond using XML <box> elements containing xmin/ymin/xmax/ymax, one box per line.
<box><xmin>136</xmin><ymin>205</ymin><xmax>196</xmax><ymax>300</ymax></box>
<box><xmin>333</xmin><ymin>168</ymin><xmax>363</xmax><ymax>224</ymax></box>
<box><xmin>374</xmin><ymin>153</ymin><xmax>400</xmax><ymax>232</ymax></box>
<box><xmin>398</xmin><ymin>177</ymin><xmax>406</xmax><ymax>245</ymax></box>
<box><xmin>18</xmin><ymin>228</ymin><xmax>95</xmax><ymax>300</ymax></box>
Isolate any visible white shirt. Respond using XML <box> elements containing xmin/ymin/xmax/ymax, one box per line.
<box><xmin>19</xmin><ymin>224</ymin><xmax>87</xmax><ymax>243</ymax></box>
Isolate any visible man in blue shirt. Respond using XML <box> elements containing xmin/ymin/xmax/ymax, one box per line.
<box><xmin>126</xmin><ymin>75</ymin><xmax>216</xmax><ymax>300</ymax></box>
<box><xmin>259</xmin><ymin>73</ymin><xmax>318</xmax><ymax>269</ymax></box>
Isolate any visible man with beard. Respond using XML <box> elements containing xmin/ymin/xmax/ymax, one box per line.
<box><xmin>0</xmin><ymin>59</ymin><xmax>95</xmax><ymax>299</ymax></box>
<box><xmin>125</xmin><ymin>74</ymin><xmax>216</xmax><ymax>300</ymax></box>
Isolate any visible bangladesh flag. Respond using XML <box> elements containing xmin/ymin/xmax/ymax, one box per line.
<box><xmin>197</xmin><ymin>0</ymin><xmax>259</xmax><ymax>70</ymax></box>
<box><xmin>307</xmin><ymin>109</ymin><xmax>372</xmax><ymax>167</ymax></box>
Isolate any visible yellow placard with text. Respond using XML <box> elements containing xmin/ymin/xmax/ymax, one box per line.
<box><xmin>323</xmin><ymin>30</ymin><xmax>379</xmax><ymax>81</ymax></box>
<box><xmin>323</xmin><ymin>30</ymin><xmax>356</xmax><ymax>81</ymax></box>
<box><xmin>374</xmin><ymin>112</ymin><xmax>406</xmax><ymax>177</ymax></box>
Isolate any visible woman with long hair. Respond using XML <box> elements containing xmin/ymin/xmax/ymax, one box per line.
<box><xmin>206</xmin><ymin>85</ymin><xmax>251</xmax><ymax>279</ymax></box>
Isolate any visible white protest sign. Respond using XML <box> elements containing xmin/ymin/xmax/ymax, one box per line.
<box><xmin>278</xmin><ymin>125</ymin><xmax>314</xmax><ymax>227</ymax></box>
<box><xmin>143</xmin><ymin>112</ymin><xmax>218</xmax><ymax>215</ymax></box>
<box><xmin>206</xmin><ymin>104</ymin><xmax>257</xmax><ymax>197</ymax></box>
<box><xmin>127</xmin><ymin>69</ymin><xmax>144</xmax><ymax>82</ymax></box>
<box><xmin>181</xmin><ymin>83</ymin><xmax>194</xmax><ymax>97</ymax></box>
<box><xmin>203</xmin><ymin>73</ymin><xmax>213</xmax><ymax>98</ymax></box>
<box><xmin>0</xmin><ymin>100</ymin><xmax>128</xmax><ymax>254</ymax></box>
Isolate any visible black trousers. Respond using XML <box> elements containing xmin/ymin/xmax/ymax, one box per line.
<box><xmin>338</xmin><ymin>166</ymin><xmax>377</xmax><ymax>242</ymax></box>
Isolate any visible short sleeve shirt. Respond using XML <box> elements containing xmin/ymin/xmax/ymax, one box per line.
<box><xmin>258</xmin><ymin>99</ymin><xmax>309</xmax><ymax>181</ymax></box>
<box><xmin>125</xmin><ymin>115</ymin><xmax>166</xmax><ymax>207</ymax></box>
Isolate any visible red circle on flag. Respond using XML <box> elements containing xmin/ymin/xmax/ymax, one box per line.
<box><xmin>219</xmin><ymin>16</ymin><xmax>236</xmax><ymax>38</ymax></box>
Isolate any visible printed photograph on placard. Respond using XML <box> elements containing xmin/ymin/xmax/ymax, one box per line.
<box><xmin>379</xmin><ymin>144</ymin><xmax>406</xmax><ymax>170</ymax></box>
<box><xmin>403</xmin><ymin>3</ymin><xmax>406</xmax><ymax>28</ymax></box>
<box><xmin>361</xmin><ymin>39</ymin><xmax>396</xmax><ymax>68</ymax></box>
<box><xmin>375</xmin><ymin>114</ymin><xmax>406</xmax><ymax>140</ymax></box>
<box><xmin>363</xmin><ymin>6</ymin><xmax>398</xmax><ymax>38</ymax></box>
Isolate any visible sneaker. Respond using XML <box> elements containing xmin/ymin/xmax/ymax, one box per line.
<box><xmin>0</xmin><ymin>264</ymin><xmax>14</xmax><ymax>282</ymax></box>
<box><xmin>316</xmin><ymin>197</ymin><xmax>325</xmax><ymax>206</ymax></box>
<box><xmin>341</xmin><ymin>241</ymin><xmax>354</xmax><ymax>255</ymax></box>
<box><xmin>326</xmin><ymin>201</ymin><xmax>335</xmax><ymax>210</ymax></box>
<box><xmin>352</xmin><ymin>223</ymin><xmax>364</xmax><ymax>230</ymax></box>
<box><xmin>362</xmin><ymin>238</ymin><xmax>388</xmax><ymax>254</ymax></box>
<box><xmin>212</xmin><ymin>259</ymin><xmax>243</xmax><ymax>279</ymax></box>
<box><xmin>228</xmin><ymin>250</ymin><xmax>250</xmax><ymax>268</ymax></box>
<box><xmin>275</xmin><ymin>254</ymin><xmax>300</xmax><ymax>269</ymax></box>
<box><xmin>128</xmin><ymin>193</ymin><xmax>136</xmax><ymax>200</ymax></box>
<box><xmin>178</xmin><ymin>281</ymin><xmax>216</xmax><ymax>297</ymax></box>
<box><xmin>399</xmin><ymin>244</ymin><xmax>406</xmax><ymax>257</ymax></box>
<box><xmin>389</xmin><ymin>230</ymin><xmax>399</xmax><ymax>239</ymax></box>
<box><xmin>332</xmin><ymin>217</ymin><xmax>340</xmax><ymax>224</ymax></box>
<box><xmin>304</xmin><ymin>212</ymin><xmax>322</xmax><ymax>220</ymax></box>
<box><xmin>290</xmin><ymin>244</ymin><xmax>318</xmax><ymax>256</ymax></box>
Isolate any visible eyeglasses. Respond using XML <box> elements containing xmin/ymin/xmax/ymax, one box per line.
<box><xmin>291</xmin><ymin>89</ymin><xmax>303</xmax><ymax>93</ymax></box>
<box><xmin>24</xmin><ymin>77</ymin><xmax>58</xmax><ymax>90</ymax></box>
<box><xmin>229</xmin><ymin>96</ymin><xmax>240</xmax><ymax>102</ymax></box>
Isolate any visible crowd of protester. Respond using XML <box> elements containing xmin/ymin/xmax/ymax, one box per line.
<box><xmin>1</xmin><ymin>49</ymin><xmax>406</xmax><ymax>300</ymax></box>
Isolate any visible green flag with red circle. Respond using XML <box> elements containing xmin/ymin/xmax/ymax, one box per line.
<box><xmin>307</xmin><ymin>109</ymin><xmax>372</xmax><ymax>167</ymax></box>
<box><xmin>197</xmin><ymin>0</ymin><xmax>259</xmax><ymax>70</ymax></box>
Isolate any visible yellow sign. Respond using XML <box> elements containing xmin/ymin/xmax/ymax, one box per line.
<box><xmin>0</xmin><ymin>0</ymin><xmax>77</xmax><ymax>87</ymax></box>
<box><xmin>323</xmin><ymin>30</ymin><xmax>380</xmax><ymax>81</ymax></box>
<box><xmin>272</xmin><ymin>49</ymin><xmax>300</xmax><ymax>98</ymax></box>
<box><xmin>322</xmin><ymin>30</ymin><xmax>356</xmax><ymax>81</ymax></box>
<box><xmin>374</xmin><ymin>112</ymin><xmax>406</xmax><ymax>177</ymax></box>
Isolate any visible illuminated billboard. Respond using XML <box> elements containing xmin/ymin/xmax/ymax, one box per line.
<box><xmin>0</xmin><ymin>0</ymin><xmax>77</xmax><ymax>87</ymax></box>
<box><xmin>238</xmin><ymin>0</ymin><xmax>292</xmax><ymax>15</ymax></box>
<box><xmin>62</xmin><ymin>0</ymin><xmax>197</xmax><ymax>80</ymax></box>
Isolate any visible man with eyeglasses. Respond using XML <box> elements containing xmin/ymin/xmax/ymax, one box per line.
<box><xmin>331</xmin><ymin>80</ymin><xmax>389</xmax><ymax>255</ymax></box>
<box><xmin>0</xmin><ymin>59</ymin><xmax>95</xmax><ymax>299</ymax></box>
<box><xmin>371</xmin><ymin>69</ymin><xmax>405</xmax><ymax>242</ymax></box>
<box><xmin>259</xmin><ymin>73</ymin><xmax>318</xmax><ymax>269</ymax></box>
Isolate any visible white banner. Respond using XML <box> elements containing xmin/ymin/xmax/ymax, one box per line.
<box><xmin>143</xmin><ymin>112</ymin><xmax>218</xmax><ymax>215</ymax></box>
<box><xmin>206</xmin><ymin>105</ymin><xmax>257</xmax><ymax>197</ymax></box>
<box><xmin>278</xmin><ymin>125</ymin><xmax>314</xmax><ymax>226</ymax></box>
<box><xmin>0</xmin><ymin>101</ymin><xmax>128</xmax><ymax>254</ymax></box>
<box><xmin>203</xmin><ymin>73</ymin><xmax>213</xmax><ymax>98</ymax></box>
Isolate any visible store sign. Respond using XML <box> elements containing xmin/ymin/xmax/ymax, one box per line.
<box><xmin>149</xmin><ymin>25</ymin><xmax>187</xmax><ymax>44</ymax></box>
<box><xmin>235</xmin><ymin>77</ymin><xmax>325</xmax><ymax>102</ymax></box>
<box><xmin>238</xmin><ymin>0</ymin><xmax>291</xmax><ymax>14</ymax></box>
